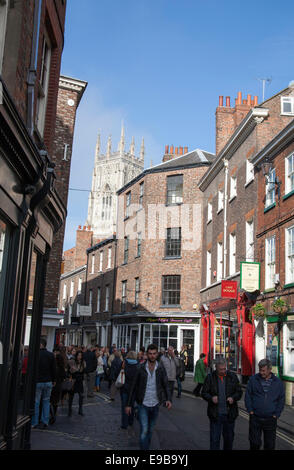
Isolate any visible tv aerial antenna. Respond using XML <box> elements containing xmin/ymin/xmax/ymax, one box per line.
<box><xmin>257</xmin><ymin>77</ymin><xmax>272</xmax><ymax>102</ymax></box>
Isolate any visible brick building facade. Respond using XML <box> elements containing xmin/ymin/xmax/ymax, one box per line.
<box><xmin>251</xmin><ymin>108</ymin><xmax>294</xmax><ymax>405</ymax></box>
<box><xmin>199</xmin><ymin>87</ymin><xmax>294</xmax><ymax>385</ymax></box>
<box><xmin>0</xmin><ymin>0</ymin><xmax>67</xmax><ymax>449</ymax></box>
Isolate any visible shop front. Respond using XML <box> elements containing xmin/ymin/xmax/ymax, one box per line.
<box><xmin>112</xmin><ymin>313</ymin><xmax>201</xmax><ymax>373</ymax></box>
<box><xmin>200</xmin><ymin>291</ymin><xmax>259</xmax><ymax>382</ymax></box>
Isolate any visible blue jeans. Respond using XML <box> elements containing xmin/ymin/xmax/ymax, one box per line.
<box><xmin>95</xmin><ymin>373</ymin><xmax>104</xmax><ymax>387</ymax></box>
<box><xmin>138</xmin><ymin>404</ymin><xmax>159</xmax><ymax>450</ymax></box>
<box><xmin>31</xmin><ymin>382</ymin><xmax>53</xmax><ymax>426</ymax></box>
<box><xmin>210</xmin><ymin>414</ymin><xmax>235</xmax><ymax>450</ymax></box>
<box><xmin>120</xmin><ymin>390</ymin><xmax>134</xmax><ymax>428</ymax></box>
<box><xmin>177</xmin><ymin>377</ymin><xmax>182</xmax><ymax>396</ymax></box>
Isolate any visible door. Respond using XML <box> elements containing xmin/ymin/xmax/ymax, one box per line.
<box><xmin>130</xmin><ymin>328</ymin><xmax>138</xmax><ymax>351</ymax></box>
<box><xmin>178</xmin><ymin>327</ymin><xmax>198</xmax><ymax>373</ymax></box>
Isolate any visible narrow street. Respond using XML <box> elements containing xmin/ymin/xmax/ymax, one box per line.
<box><xmin>30</xmin><ymin>381</ymin><xmax>294</xmax><ymax>451</ymax></box>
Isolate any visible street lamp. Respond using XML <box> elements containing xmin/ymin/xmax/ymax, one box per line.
<box><xmin>260</xmin><ymin>158</ymin><xmax>281</xmax><ymax>199</ymax></box>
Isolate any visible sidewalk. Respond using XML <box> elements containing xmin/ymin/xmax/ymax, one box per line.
<box><xmin>177</xmin><ymin>375</ymin><xmax>294</xmax><ymax>437</ymax></box>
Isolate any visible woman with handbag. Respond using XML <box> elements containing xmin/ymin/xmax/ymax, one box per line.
<box><xmin>119</xmin><ymin>351</ymin><xmax>138</xmax><ymax>429</ymax></box>
<box><xmin>68</xmin><ymin>351</ymin><xmax>86</xmax><ymax>417</ymax></box>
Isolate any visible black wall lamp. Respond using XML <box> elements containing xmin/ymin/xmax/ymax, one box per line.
<box><xmin>260</xmin><ymin>157</ymin><xmax>281</xmax><ymax>199</ymax></box>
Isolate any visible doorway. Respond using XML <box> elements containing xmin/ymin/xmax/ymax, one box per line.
<box><xmin>179</xmin><ymin>327</ymin><xmax>199</xmax><ymax>373</ymax></box>
<box><xmin>130</xmin><ymin>328</ymin><xmax>138</xmax><ymax>351</ymax></box>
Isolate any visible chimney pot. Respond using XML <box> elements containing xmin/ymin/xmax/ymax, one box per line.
<box><xmin>179</xmin><ymin>147</ymin><xmax>183</xmax><ymax>155</ymax></box>
<box><xmin>243</xmin><ymin>99</ymin><xmax>247</xmax><ymax>105</ymax></box>
<box><xmin>88</xmin><ymin>225</ymin><xmax>91</xmax><ymax>230</ymax></box>
<box><xmin>254</xmin><ymin>95</ymin><xmax>258</xmax><ymax>106</ymax></box>
<box><xmin>237</xmin><ymin>91</ymin><xmax>242</xmax><ymax>105</ymax></box>
<box><xmin>83</xmin><ymin>225</ymin><xmax>86</xmax><ymax>230</ymax></box>
<box><xmin>165</xmin><ymin>145</ymin><xmax>169</xmax><ymax>154</ymax></box>
<box><xmin>175</xmin><ymin>147</ymin><xmax>178</xmax><ymax>155</ymax></box>
<box><xmin>226</xmin><ymin>96</ymin><xmax>230</xmax><ymax>107</ymax></box>
<box><xmin>184</xmin><ymin>146</ymin><xmax>188</xmax><ymax>154</ymax></box>
<box><xmin>219</xmin><ymin>96</ymin><xmax>224</xmax><ymax>107</ymax></box>
<box><xmin>78</xmin><ymin>225</ymin><xmax>82</xmax><ymax>229</ymax></box>
<box><xmin>247</xmin><ymin>94</ymin><xmax>251</xmax><ymax>105</ymax></box>
<box><xmin>170</xmin><ymin>145</ymin><xmax>174</xmax><ymax>154</ymax></box>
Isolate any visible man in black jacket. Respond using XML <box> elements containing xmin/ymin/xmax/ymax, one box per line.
<box><xmin>125</xmin><ymin>344</ymin><xmax>172</xmax><ymax>450</ymax></box>
<box><xmin>31</xmin><ymin>338</ymin><xmax>56</xmax><ymax>429</ymax></box>
<box><xmin>83</xmin><ymin>346</ymin><xmax>97</xmax><ymax>398</ymax></box>
<box><xmin>201</xmin><ymin>356</ymin><xmax>242</xmax><ymax>450</ymax></box>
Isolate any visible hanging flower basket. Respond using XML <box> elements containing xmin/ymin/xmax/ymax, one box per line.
<box><xmin>249</xmin><ymin>303</ymin><xmax>266</xmax><ymax>322</ymax></box>
<box><xmin>272</xmin><ymin>298</ymin><xmax>289</xmax><ymax>315</ymax></box>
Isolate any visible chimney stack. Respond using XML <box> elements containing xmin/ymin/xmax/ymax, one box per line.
<box><xmin>219</xmin><ymin>96</ymin><xmax>224</xmax><ymax>107</ymax></box>
<box><xmin>226</xmin><ymin>96</ymin><xmax>231</xmax><ymax>107</ymax></box>
<box><xmin>184</xmin><ymin>146</ymin><xmax>188</xmax><ymax>154</ymax></box>
<box><xmin>179</xmin><ymin>147</ymin><xmax>183</xmax><ymax>155</ymax></box>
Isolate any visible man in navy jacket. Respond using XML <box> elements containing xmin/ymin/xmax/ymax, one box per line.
<box><xmin>245</xmin><ymin>358</ymin><xmax>285</xmax><ymax>450</ymax></box>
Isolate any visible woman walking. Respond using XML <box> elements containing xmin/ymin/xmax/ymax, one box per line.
<box><xmin>95</xmin><ymin>350</ymin><xmax>104</xmax><ymax>392</ymax></box>
<box><xmin>109</xmin><ymin>350</ymin><xmax>123</xmax><ymax>401</ymax></box>
<box><xmin>120</xmin><ymin>351</ymin><xmax>138</xmax><ymax>429</ymax></box>
<box><xmin>68</xmin><ymin>351</ymin><xmax>86</xmax><ymax>416</ymax></box>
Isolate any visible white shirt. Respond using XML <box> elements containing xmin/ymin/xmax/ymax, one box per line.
<box><xmin>143</xmin><ymin>361</ymin><xmax>159</xmax><ymax>407</ymax></box>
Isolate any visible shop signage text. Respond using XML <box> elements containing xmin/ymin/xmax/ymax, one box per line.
<box><xmin>221</xmin><ymin>280</ymin><xmax>238</xmax><ymax>299</ymax></box>
<box><xmin>146</xmin><ymin>318</ymin><xmax>199</xmax><ymax>324</ymax></box>
<box><xmin>240</xmin><ymin>262</ymin><xmax>260</xmax><ymax>292</ymax></box>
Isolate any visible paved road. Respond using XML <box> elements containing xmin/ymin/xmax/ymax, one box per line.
<box><xmin>30</xmin><ymin>381</ymin><xmax>294</xmax><ymax>451</ymax></box>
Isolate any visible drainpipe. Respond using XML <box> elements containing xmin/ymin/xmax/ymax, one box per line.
<box><xmin>223</xmin><ymin>159</ymin><xmax>229</xmax><ymax>279</ymax></box>
<box><xmin>27</xmin><ymin>0</ymin><xmax>42</xmax><ymax>136</ymax></box>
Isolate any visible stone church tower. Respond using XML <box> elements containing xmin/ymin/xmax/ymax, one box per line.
<box><xmin>86</xmin><ymin>124</ymin><xmax>145</xmax><ymax>240</ymax></box>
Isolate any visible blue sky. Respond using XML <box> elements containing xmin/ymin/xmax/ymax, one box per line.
<box><xmin>61</xmin><ymin>0</ymin><xmax>294</xmax><ymax>250</ymax></box>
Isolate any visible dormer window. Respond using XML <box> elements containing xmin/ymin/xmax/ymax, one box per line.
<box><xmin>281</xmin><ymin>96</ymin><xmax>294</xmax><ymax>116</ymax></box>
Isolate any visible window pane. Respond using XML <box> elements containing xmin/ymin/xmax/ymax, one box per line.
<box><xmin>169</xmin><ymin>325</ymin><xmax>178</xmax><ymax>338</ymax></box>
<box><xmin>167</xmin><ymin>175</ymin><xmax>183</xmax><ymax>204</ymax></box>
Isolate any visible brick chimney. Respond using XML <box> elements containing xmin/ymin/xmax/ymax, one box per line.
<box><xmin>74</xmin><ymin>225</ymin><xmax>93</xmax><ymax>268</ymax></box>
<box><xmin>162</xmin><ymin>145</ymin><xmax>189</xmax><ymax>162</ymax></box>
<box><xmin>215</xmin><ymin>91</ymin><xmax>258</xmax><ymax>155</ymax></box>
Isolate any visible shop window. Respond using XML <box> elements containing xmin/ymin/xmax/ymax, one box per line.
<box><xmin>265</xmin><ymin>236</ymin><xmax>276</xmax><ymax>289</ymax></box>
<box><xmin>283</xmin><ymin>322</ymin><xmax>294</xmax><ymax>377</ymax></box>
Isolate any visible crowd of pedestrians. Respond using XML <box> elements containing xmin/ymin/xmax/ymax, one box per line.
<box><xmin>31</xmin><ymin>338</ymin><xmax>286</xmax><ymax>451</ymax></box>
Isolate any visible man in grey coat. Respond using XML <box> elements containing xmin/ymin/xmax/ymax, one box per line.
<box><xmin>160</xmin><ymin>345</ymin><xmax>180</xmax><ymax>401</ymax></box>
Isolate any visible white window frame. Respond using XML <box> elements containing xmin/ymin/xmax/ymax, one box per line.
<box><xmin>70</xmin><ymin>279</ymin><xmax>74</xmax><ymax>298</ymax></box>
<box><xmin>135</xmin><ymin>277</ymin><xmax>140</xmax><ymax>307</ymax></box>
<box><xmin>246</xmin><ymin>159</ymin><xmax>254</xmax><ymax>185</ymax></box>
<box><xmin>78</xmin><ymin>277</ymin><xmax>82</xmax><ymax>294</ymax></box>
<box><xmin>206</xmin><ymin>250</ymin><xmax>211</xmax><ymax>286</ymax></box>
<box><xmin>36</xmin><ymin>31</ymin><xmax>52</xmax><ymax>136</ymax></box>
<box><xmin>281</xmin><ymin>96</ymin><xmax>294</xmax><ymax>116</ymax></box>
<box><xmin>285</xmin><ymin>225</ymin><xmax>294</xmax><ymax>285</ymax></box>
<box><xmin>230</xmin><ymin>176</ymin><xmax>237</xmax><ymax>200</ymax></box>
<box><xmin>229</xmin><ymin>233</ymin><xmax>236</xmax><ymax>276</ymax></box>
<box><xmin>91</xmin><ymin>254</ymin><xmax>95</xmax><ymax>274</ymax></box>
<box><xmin>0</xmin><ymin>0</ymin><xmax>9</xmax><ymax>75</ymax></box>
<box><xmin>99</xmin><ymin>251</ymin><xmax>103</xmax><ymax>272</ymax></box>
<box><xmin>97</xmin><ymin>287</ymin><xmax>101</xmax><ymax>313</ymax></box>
<box><xmin>217</xmin><ymin>242</ymin><xmax>223</xmax><ymax>281</ymax></box>
<box><xmin>285</xmin><ymin>152</ymin><xmax>294</xmax><ymax>195</ymax></box>
<box><xmin>63</xmin><ymin>283</ymin><xmax>67</xmax><ymax>300</ymax></box>
<box><xmin>207</xmin><ymin>202</ymin><xmax>212</xmax><ymax>223</ymax></box>
<box><xmin>107</xmin><ymin>247</ymin><xmax>112</xmax><ymax>269</ymax></box>
<box><xmin>105</xmin><ymin>285</ymin><xmax>110</xmax><ymax>312</ymax></box>
<box><xmin>265</xmin><ymin>168</ymin><xmax>276</xmax><ymax>208</ymax></box>
<box><xmin>265</xmin><ymin>236</ymin><xmax>276</xmax><ymax>289</ymax></box>
<box><xmin>139</xmin><ymin>182</ymin><xmax>144</xmax><ymax>208</ymax></box>
<box><xmin>283</xmin><ymin>322</ymin><xmax>294</xmax><ymax>378</ymax></box>
<box><xmin>246</xmin><ymin>220</ymin><xmax>254</xmax><ymax>262</ymax></box>
<box><xmin>89</xmin><ymin>289</ymin><xmax>93</xmax><ymax>311</ymax></box>
<box><xmin>218</xmin><ymin>190</ymin><xmax>224</xmax><ymax>212</ymax></box>
<box><xmin>126</xmin><ymin>191</ymin><xmax>131</xmax><ymax>218</ymax></box>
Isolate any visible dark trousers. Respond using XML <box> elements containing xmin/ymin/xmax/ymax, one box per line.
<box><xmin>210</xmin><ymin>414</ymin><xmax>235</xmax><ymax>450</ymax></box>
<box><xmin>193</xmin><ymin>383</ymin><xmax>203</xmax><ymax>396</ymax></box>
<box><xmin>120</xmin><ymin>390</ymin><xmax>134</xmax><ymax>428</ymax></box>
<box><xmin>168</xmin><ymin>381</ymin><xmax>175</xmax><ymax>401</ymax></box>
<box><xmin>68</xmin><ymin>391</ymin><xmax>83</xmax><ymax>410</ymax></box>
<box><xmin>249</xmin><ymin>414</ymin><xmax>277</xmax><ymax>450</ymax></box>
<box><xmin>176</xmin><ymin>377</ymin><xmax>182</xmax><ymax>397</ymax></box>
<box><xmin>138</xmin><ymin>404</ymin><xmax>159</xmax><ymax>450</ymax></box>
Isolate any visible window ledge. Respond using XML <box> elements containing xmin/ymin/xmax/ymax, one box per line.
<box><xmin>160</xmin><ymin>305</ymin><xmax>181</xmax><ymax>309</ymax></box>
<box><xmin>284</xmin><ymin>282</ymin><xmax>294</xmax><ymax>289</ymax></box>
<box><xmin>281</xmin><ymin>112</ymin><xmax>294</xmax><ymax>117</ymax></box>
<box><xmin>245</xmin><ymin>178</ymin><xmax>254</xmax><ymax>188</ymax></box>
<box><xmin>229</xmin><ymin>195</ymin><xmax>237</xmax><ymax>203</ymax></box>
<box><xmin>283</xmin><ymin>189</ymin><xmax>294</xmax><ymax>201</ymax></box>
<box><xmin>263</xmin><ymin>288</ymin><xmax>275</xmax><ymax>293</ymax></box>
<box><xmin>165</xmin><ymin>202</ymin><xmax>183</xmax><ymax>207</ymax></box>
<box><xmin>207</xmin><ymin>219</ymin><xmax>212</xmax><ymax>225</ymax></box>
<box><xmin>264</xmin><ymin>202</ymin><xmax>276</xmax><ymax>213</ymax></box>
<box><xmin>217</xmin><ymin>208</ymin><xmax>223</xmax><ymax>215</ymax></box>
<box><xmin>163</xmin><ymin>256</ymin><xmax>182</xmax><ymax>260</ymax></box>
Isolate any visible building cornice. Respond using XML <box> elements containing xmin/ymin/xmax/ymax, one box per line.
<box><xmin>59</xmin><ymin>75</ymin><xmax>88</xmax><ymax>106</ymax></box>
<box><xmin>61</xmin><ymin>264</ymin><xmax>87</xmax><ymax>280</ymax></box>
<box><xmin>198</xmin><ymin>108</ymin><xmax>269</xmax><ymax>191</ymax></box>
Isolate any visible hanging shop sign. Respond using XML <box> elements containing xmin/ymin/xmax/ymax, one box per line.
<box><xmin>79</xmin><ymin>305</ymin><xmax>92</xmax><ymax>316</ymax></box>
<box><xmin>240</xmin><ymin>262</ymin><xmax>260</xmax><ymax>292</ymax></box>
<box><xmin>221</xmin><ymin>280</ymin><xmax>238</xmax><ymax>299</ymax></box>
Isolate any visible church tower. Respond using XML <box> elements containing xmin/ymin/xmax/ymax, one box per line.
<box><xmin>86</xmin><ymin>124</ymin><xmax>145</xmax><ymax>240</ymax></box>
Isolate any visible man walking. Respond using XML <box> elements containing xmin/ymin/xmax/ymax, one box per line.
<box><xmin>193</xmin><ymin>353</ymin><xmax>206</xmax><ymax>396</ymax></box>
<box><xmin>245</xmin><ymin>358</ymin><xmax>285</xmax><ymax>450</ymax></box>
<box><xmin>202</xmin><ymin>356</ymin><xmax>242</xmax><ymax>450</ymax></box>
<box><xmin>83</xmin><ymin>346</ymin><xmax>97</xmax><ymax>398</ymax></box>
<box><xmin>125</xmin><ymin>344</ymin><xmax>172</xmax><ymax>450</ymax></box>
<box><xmin>160</xmin><ymin>345</ymin><xmax>180</xmax><ymax>401</ymax></box>
<box><xmin>31</xmin><ymin>338</ymin><xmax>56</xmax><ymax>429</ymax></box>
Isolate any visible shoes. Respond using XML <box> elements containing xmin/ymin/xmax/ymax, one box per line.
<box><xmin>78</xmin><ymin>408</ymin><xmax>84</xmax><ymax>416</ymax></box>
<box><xmin>39</xmin><ymin>423</ymin><xmax>48</xmax><ymax>430</ymax></box>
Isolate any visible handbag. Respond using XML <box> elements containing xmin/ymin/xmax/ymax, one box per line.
<box><xmin>61</xmin><ymin>378</ymin><xmax>75</xmax><ymax>392</ymax></box>
<box><xmin>115</xmin><ymin>369</ymin><xmax>125</xmax><ymax>388</ymax></box>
